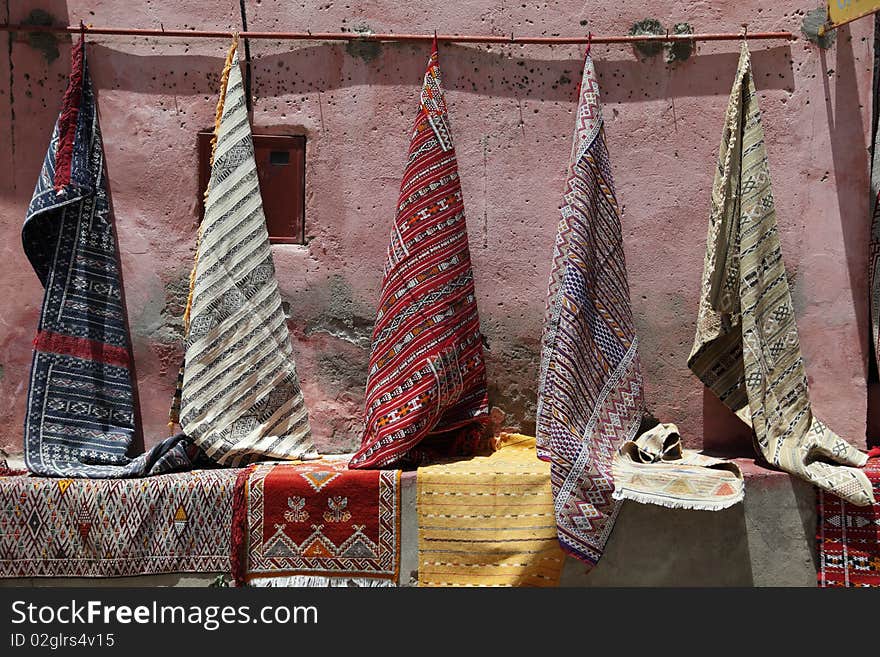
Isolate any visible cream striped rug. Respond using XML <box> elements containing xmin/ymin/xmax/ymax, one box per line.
<box><xmin>179</xmin><ymin>43</ymin><xmax>317</xmax><ymax>466</ymax></box>
<box><xmin>687</xmin><ymin>44</ymin><xmax>872</xmax><ymax>506</ymax></box>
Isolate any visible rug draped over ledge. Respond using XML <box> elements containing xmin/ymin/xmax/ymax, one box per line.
<box><xmin>612</xmin><ymin>423</ymin><xmax>744</xmax><ymax>511</ymax></box>
<box><xmin>0</xmin><ymin>469</ymin><xmax>239</xmax><ymax>578</ymax></box>
<box><xmin>231</xmin><ymin>459</ymin><xmax>401</xmax><ymax>587</ymax></box>
<box><xmin>417</xmin><ymin>434</ymin><xmax>565</xmax><ymax>587</ymax></box>
<box><xmin>535</xmin><ymin>49</ymin><xmax>645</xmax><ymax>567</ymax></box>
<box><xmin>687</xmin><ymin>44</ymin><xmax>874</xmax><ymax>507</ymax></box>
<box><xmin>349</xmin><ymin>38</ymin><xmax>489</xmax><ymax>470</ymax></box>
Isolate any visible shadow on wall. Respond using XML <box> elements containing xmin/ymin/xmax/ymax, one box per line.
<box><xmin>820</xmin><ymin>29</ymin><xmax>874</xmax><ymax>448</ymax></box>
<box><xmin>573</xmin><ymin>475</ymin><xmax>817</xmax><ymax>586</ymax></box>
<box><xmin>702</xmin><ymin>390</ymin><xmax>756</xmax><ymax>456</ymax></box>
<box><xmin>79</xmin><ymin>41</ymin><xmax>796</xmax><ymax>103</ymax></box>
<box><xmin>821</xmin><ymin>29</ymin><xmax>870</xmax><ymax>377</ymax></box>
<box><xmin>254</xmin><ymin>41</ymin><xmax>795</xmax><ymax>103</ymax></box>
<box><xmin>572</xmin><ymin>500</ymin><xmax>755</xmax><ymax>586</ymax></box>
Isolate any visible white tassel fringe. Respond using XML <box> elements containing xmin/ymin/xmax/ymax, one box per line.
<box><xmin>248</xmin><ymin>575</ymin><xmax>396</xmax><ymax>587</ymax></box>
<box><xmin>612</xmin><ymin>489</ymin><xmax>743</xmax><ymax>512</ymax></box>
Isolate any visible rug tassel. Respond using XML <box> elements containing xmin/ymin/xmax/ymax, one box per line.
<box><xmin>181</xmin><ymin>33</ymin><xmax>239</xmax><ymax>331</ymax></box>
<box><xmin>53</xmin><ymin>36</ymin><xmax>85</xmax><ymax>192</ymax></box>
<box><xmin>170</xmin><ymin>34</ymin><xmax>240</xmax><ymax>429</ymax></box>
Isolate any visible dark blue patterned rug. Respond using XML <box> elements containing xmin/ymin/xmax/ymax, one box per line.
<box><xmin>22</xmin><ymin>36</ymin><xmax>193</xmax><ymax>477</ymax></box>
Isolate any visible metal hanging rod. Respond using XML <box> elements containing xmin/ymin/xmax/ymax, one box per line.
<box><xmin>0</xmin><ymin>23</ymin><xmax>795</xmax><ymax>45</ymax></box>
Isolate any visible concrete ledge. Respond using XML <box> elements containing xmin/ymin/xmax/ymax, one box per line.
<box><xmin>571</xmin><ymin>460</ymin><xmax>817</xmax><ymax>586</ymax></box>
<box><xmin>0</xmin><ymin>460</ymin><xmax>818</xmax><ymax>587</ymax></box>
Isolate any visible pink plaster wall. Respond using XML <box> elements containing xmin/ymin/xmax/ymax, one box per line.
<box><xmin>0</xmin><ymin>1</ymin><xmax>874</xmax><ymax>457</ymax></box>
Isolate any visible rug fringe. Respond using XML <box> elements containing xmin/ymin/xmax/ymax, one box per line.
<box><xmin>53</xmin><ymin>36</ymin><xmax>85</xmax><ymax>191</ymax></box>
<box><xmin>612</xmin><ymin>489</ymin><xmax>743</xmax><ymax>511</ymax></box>
<box><xmin>248</xmin><ymin>575</ymin><xmax>396</xmax><ymax>588</ymax></box>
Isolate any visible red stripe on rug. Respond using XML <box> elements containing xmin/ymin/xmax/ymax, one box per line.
<box><xmin>230</xmin><ymin>465</ymin><xmax>255</xmax><ymax>587</ymax></box>
<box><xmin>33</xmin><ymin>330</ymin><xmax>131</xmax><ymax>369</ymax></box>
<box><xmin>54</xmin><ymin>36</ymin><xmax>85</xmax><ymax>191</ymax></box>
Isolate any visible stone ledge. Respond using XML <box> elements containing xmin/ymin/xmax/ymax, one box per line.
<box><xmin>574</xmin><ymin>459</ymin><xmax>817</xmax><ymax>586</ymax></box>
<box><xmin>0</xmin><ymin>457</ymin><xmax>818</xmax><ymax>587</ymax></box>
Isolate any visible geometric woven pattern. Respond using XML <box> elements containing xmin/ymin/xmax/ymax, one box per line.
<box><xmin>349</xmin><ymin>38</ymin><xmax>489</xmax><ymax>469</ymax></box>
<box><xmin>818</xmin><ymin>456</ymin><xmax>880</xmax><ymax>587</ymax></box>
<box><xmin>21</xmin><ymin>37</ymin><xmax>192</xmax><ymax>477</ymax></box>
<box><xmin>178</xmin><ymin>44</ymin><xmax>317</xmax><ymax>466</ymax></box>
<box><xmin>417</xmin><ymin>434</ymin><xmax>565</xmax><ymax>587</ymax></box>
<box><xmin>0</xmin><ymin>469</ymin><xmax>240</xmax><ymax>577</ymax></box>
<box><xmin>687</xmin><ymin>44</ymin><xmax>874</xmax><ymax>507</ymax></box>
<box><xmin>21</xmin><ymin>37</ymin><xmax>139</xmax><ymax>477</ymax></box>
<box><xmin>535</xmin><ymin>51</ymin><xmax>645</xmax><ymax>566</ymax></box>
<box><xmin>234</xmin><ymin>460</ymin><xmax>400</xmax><ymax>586</ymax></box>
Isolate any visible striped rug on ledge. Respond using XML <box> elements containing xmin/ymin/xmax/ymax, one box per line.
<box><xmin>416</xmin><ymin>434</ymin><xmax>565</xmax><ymax>587</ymax></box>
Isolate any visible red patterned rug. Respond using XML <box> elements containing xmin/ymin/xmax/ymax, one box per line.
<box><xmin>348</xmin><ymin>38</ymin><xmax>489</xmax><ymax>470</ymax></box>
<box><xmin>818</xmin><ymin>456</ymin><xmax>880</xmax><ymax>587</ymax></box>
<box><xmin>232</xmin><ymin>459</ymin><xmax>400</xmax><ymax>586</ymax></box>
<box><xmin>0</xmin><ymin>469</ymin><xmax>241</xmax><ymax>578</ymax></box>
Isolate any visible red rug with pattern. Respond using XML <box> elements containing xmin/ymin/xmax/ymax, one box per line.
<box><xmin>818</xmin><ymin>456</ymin><xmax>880</xmax><ymax>587</ymax></box>
<box><xmin>232</xmin><ymin>460</ymin><xmax>400</xmax><ymax>586</ymax></box>
<box><xmin>348</xmin><ymin>38</ymin><xmax>489</xmax><ymax>470</ymax></box>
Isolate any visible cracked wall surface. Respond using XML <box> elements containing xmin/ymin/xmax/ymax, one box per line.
<box><xmin>0</xmin><ymin>1</ymin><xmax>875</xmax><ymax>455</ymax></box>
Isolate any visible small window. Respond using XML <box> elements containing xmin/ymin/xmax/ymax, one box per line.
<box><xmin>198</xmin><ymin>132</ymin><xmax>306</xmax><ymax>244</ymax></box>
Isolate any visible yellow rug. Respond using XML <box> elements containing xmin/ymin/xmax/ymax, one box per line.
<box><xmin>416</xmin><ymin>433</ymin><xmax>565</xmax><ymax>587</ymax></box>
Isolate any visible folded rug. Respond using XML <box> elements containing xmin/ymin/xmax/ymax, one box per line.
<box><xmin>688</xmin><ymin>44</ymin><xmax>874</xmax><ymax>506</ymax></box>
<box><xmin>535</xmin><ymin>48</ymin><xmax>645</xmax><ymax>566</ymax></box>
<box><xmin>417</xmin><ymin>433</ymin><xmax>565</xmax><ymax>587</ymax></box>
<box><xmin>612</xmin><ymin>423</ymin><xmax>744</xmax><ymax>511</ymax></box>
<box><xmin>175</xmin><ymin>38</ymin><xmax>317</xmax><ymax>466</ymax></box>
<box><xmin>349</xmin><ymin>38</ymin><xmax>489</xmax><ymax>469</ymax></box>
<box><xmin>0</xmin><ymin>468</ymin><xmax>240</xmax><ymax>578</ymax></box>
<box><xmin>231</xmin><ymin>459</ymin><xmax>401</xmax><ymax>586</ymax></box>
<box><xmin>818</xmin><ymin>457</ymin><xmax>880</xmax><ymax>587</ymax></box>
<box><xmin>22</xmin><ymin>36</ymin><xmax>193</xmax><ymax>477</ymax></box>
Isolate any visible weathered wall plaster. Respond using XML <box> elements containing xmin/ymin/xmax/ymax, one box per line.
<box><xmin>0</xmin><ymin>1</ymin><xmax>874</xmax><ymax>456</ymax></box>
